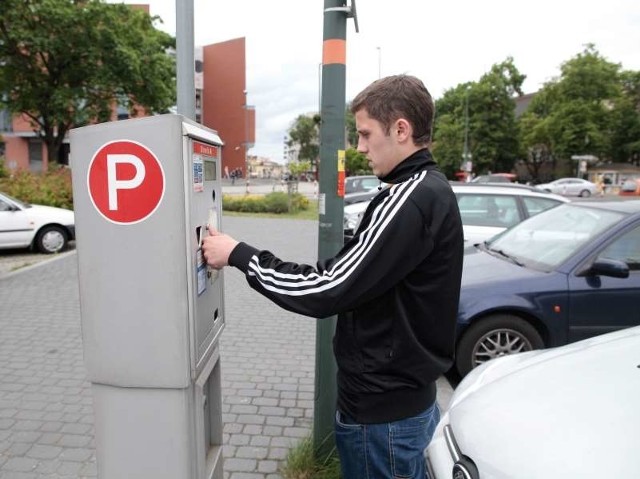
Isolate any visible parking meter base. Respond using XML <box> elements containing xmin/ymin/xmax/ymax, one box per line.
<box><xmin>92</xmin><ymin>349</ymin><xmax>223</xmax><ymax>478</ymax></box>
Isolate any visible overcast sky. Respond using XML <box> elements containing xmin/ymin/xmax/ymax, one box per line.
<box><xmin>115</xmin><ymin>0</ymin><xmax>640</xmax><ymax>163</ymax></box>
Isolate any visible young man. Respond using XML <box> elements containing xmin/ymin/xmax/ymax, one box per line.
<box><xmin>202</xmin><ymin>74</ymin><xmax>463</xmax><ymax>478</ymax></box>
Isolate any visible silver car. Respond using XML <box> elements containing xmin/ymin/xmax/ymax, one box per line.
<box><xmin>344</xmin><ymin>183</ymin><xmax>568</xmax><ymax>244</ymax></box>
<box><xmin>536</xmin><ymin>177</ymin><xmax>598</xmax><ymax>197</ymax></box>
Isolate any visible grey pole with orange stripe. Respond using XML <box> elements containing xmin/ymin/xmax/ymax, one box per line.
<box><xmin>315</xmin><ymin>0</ymin><xmax>358</xmax><ymax>458</ymax></box>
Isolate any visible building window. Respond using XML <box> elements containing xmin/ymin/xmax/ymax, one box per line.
<box><xmin>28</xmin><ymin>139</ymin><xmax>43</xmax><ymax>173</ymax></box>
<box><xmin>0</xmin><ymin>108</ymin><xmax>12</xmax><ymax>132</ymax></box>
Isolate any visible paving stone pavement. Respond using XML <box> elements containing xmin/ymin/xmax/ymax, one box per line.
<box><xmin>0</xmin><ymin>216</ymin><xmax>452</xmax><ymax>478</ymax></box>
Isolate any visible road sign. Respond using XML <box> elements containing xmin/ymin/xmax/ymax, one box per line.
<box><xmin>87</xmin><ymin>140</ymin><xmax>165</xmax><ymax>224</ymax></box>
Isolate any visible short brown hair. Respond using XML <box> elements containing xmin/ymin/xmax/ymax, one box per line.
<box><xmin>350</xmin><ymin>74</ymin><xmax>434</xmax><ymax>146</ymax></box>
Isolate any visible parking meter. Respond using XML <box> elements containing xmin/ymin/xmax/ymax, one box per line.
<box><xmin>70</xmin><ymin>114</ymin><xmax>225</xmax><ymax>478</ymax></box>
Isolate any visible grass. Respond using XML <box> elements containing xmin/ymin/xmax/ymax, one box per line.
<box><xmin>280</xmin><ymin>436</ymin><xmax>342</xmax><ymax>479</ymax></box>
<box><xmin>223</xmin><ymin>199</ymin><xmax>320</xmax><ymax>221</ymax></box>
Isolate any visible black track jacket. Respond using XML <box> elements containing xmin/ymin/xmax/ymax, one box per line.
<box><xmin>228</xmin><ymin>149</ymin><xmax>464</xmax><ymax>423</ymax></box>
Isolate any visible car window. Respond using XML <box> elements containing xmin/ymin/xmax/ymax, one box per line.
<box><xmin>0</xmin><ymin>199</ymin><xmax>12</xmax><ymax>212</ymax></box>
<box><xmin>522</xmin><ymin>197</ymin><xmax>563</xmax><ymax>216</ymax></box>
<box><xmin>599</xmin><ymin>225</ymin><xmax>640</xmax><ymax>271</ymax></box>
<box><xmin>359</xmin><ymin>178</ymin><xmax>380</xmax><ymax>191</ymax></box>
<box><xmin>488</xmin><ymin>204</ymin><xmax>625</xmax><ymax>270</ymax></box>
<box><xmin>456</xmin><ymin>194</ymin><xmax>519</xmax><ymax>228</ymax></box>
<box><xmin>345</xmin><ymin>177</ymin><xmax>381</xmax><ymax>194</ymax></box>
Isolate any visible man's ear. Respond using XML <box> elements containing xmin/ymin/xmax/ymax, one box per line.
<box><xmin>394</xmin><ymin>118</ymin><xmax>412</xmax><ymax>143</ymax></box>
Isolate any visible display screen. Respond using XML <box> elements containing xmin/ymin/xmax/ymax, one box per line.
<box><xmin>204</xmin><ymin>160</ymin><xmax>216</xmax><ymax>181</ymax></box>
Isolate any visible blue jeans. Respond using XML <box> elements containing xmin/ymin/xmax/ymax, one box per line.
<box><xmin>335</xmin><ymin>402</ymin><xmax>440</xmax><ymax>479</ymax></box>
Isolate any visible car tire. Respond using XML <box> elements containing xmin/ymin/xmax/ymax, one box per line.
<box><xmin>34</xmin><ymin>225</ymin><xmax>68</xmax><ymax>254</ymax></box>
<box><xmin>456</xmin><ymin>315</ymin><xmax>544</xmax><ymax>377</ymax></box>
<box><xmin>579</xmin><ymin>189</ymin><xmax>591</xmax><ymax>197</ymax></box>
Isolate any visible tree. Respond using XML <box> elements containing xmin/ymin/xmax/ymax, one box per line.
<box><xmin>433</xmin><ymin>58</ymin><xmax>525</xmax><ymax>178</ymax></box>
<box><xmin>345</xmin><ymin>147</ymin><xmax>371</xmax><ymax>175</ymax></box>
<box><xmin>287</xmin><ymin>113</ymin><xmax>320</xmax><ymax>170</ymax></box>
<box><xmin>519</xmin><ymin>45</ymin><xmax>638</xmax><ymax>177</ymax></box>
<box><xmin>0</xmin><ymin>0</ymin><xmax>176</xmax><ymax>165</ymax></box>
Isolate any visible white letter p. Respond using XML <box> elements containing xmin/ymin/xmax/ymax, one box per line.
<box><xmin>107</xmin><ymin>154</ymin><xmax>145</xmax><ymax>211</ymax></box>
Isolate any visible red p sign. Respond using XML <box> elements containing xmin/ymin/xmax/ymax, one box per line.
<box><xmin>88</xmin><ymin>140</ymin><xmax>165</xmax><ymax>224</ymax></box>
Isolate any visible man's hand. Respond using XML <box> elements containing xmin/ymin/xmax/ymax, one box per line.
<box><xmin>202</xmin><ymin>225</ymin><xmax>239</xmax><ymax>270</ymax></box>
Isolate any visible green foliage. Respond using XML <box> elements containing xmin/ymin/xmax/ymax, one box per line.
<box><xmin>289</xmin><ymin>160</ymin><xmax>312</xmax><ymax>178</ymax></box>
<box><xmin>0</xmin><ymin>156</ymin><xmax>8</xmax><ymax>179</ymax></box>
<box><xmin>223</xmin><ymin>192</ymin><xmax>310</xmax><ymax>215</ymax></box>
<box><xmin>433</xmin><ymin>58</ymin><xmax>524</xmax><ymax>177</ymax></box>
<box><xmin>0</xmin><ymin>166</ymin><xmax>73</xmax><ymax>209</ymax></box>
<box><xmin>345</xmin><ymin>105</ymin><xmax>358</xmax><ymax>147</ymax></box>
<box><xmin>0</xmin><ymin>0</ymin><xmax>176</xmax><ymax>163</ymax></box>
<box><xmin>519</xmin><ymin>44</ymin><xmax>639</xmax><ymax>177</ymax></box>
<box><xmin>288</xmin><ymin>115</ymin><xmax>320</xmax><ymax>166</ymax></box>
<box><xmin>280</xmin><ymin>436</ymin><xmax>342</xmax><ymax>479</ymax></box>
<box><xmin>345</xmin><ymin>147</ymin><xmax>371</xmax><ymax>175</ymax></box>
<box><xmin>263</xmin><ymin>192</ymin><xmax>290</xmax><ymax>213</ymax></box>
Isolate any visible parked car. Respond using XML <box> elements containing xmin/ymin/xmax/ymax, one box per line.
<box><xmin>344</xmin><ymin>175</ymin><xmax>382</xmax><ymax>194</ymax></box>
<box><xmin>455</xmin><ymin>199</ymin><xmax>640</xmax><ymax>376</ymax></box>
<box><xmin>536</xmin><ymin>177</ymin><xmax>598</xmax><ymax>197</ymax></box>
<box><xmin>344</xmin><ymin>188</ymin><xmax>382</xmax><ymax>205</ymax></box>
<box><xmin>619</xmin><ymin>178</ymin><xmax>640</xmax><ymax>196</ymax></box>
<box><xmin>0</xmin><ymin>191</ymin><xmax>75</xmax><ymax>254</ymax></box>
<box><xmin>470</xmin><ymin>173</ymin><xmax>516</xmax><ymax>183</ymax></box>
<box><xmin>343</xmin><ymin>183</ymin><xmax>568</xmax><ymax>243</ymax></box>
<box><xmin>426</xmin><ymin>325</ymin><xmax>640</xmax><ymax>479</ymax></box>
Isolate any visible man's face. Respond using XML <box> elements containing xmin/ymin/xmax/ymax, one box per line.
<box><xmin>354</xmin><ymin>109</ymin><xmax>402</xmax><ymax>178</ymax></box>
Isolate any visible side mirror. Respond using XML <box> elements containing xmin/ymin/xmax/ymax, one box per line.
<box><xmin>579</xmin><ymin>258</ymin><xmax>629</xmax><ymax>279</ymax></box>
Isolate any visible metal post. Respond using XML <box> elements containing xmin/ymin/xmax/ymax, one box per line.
<box><xmin>462</xmin><ymin>87</ymin><xmax>472</xmax><ymax>178</ymax></box>
<box><xmin>176</xmin><ymin>0</ymin><xmax>195</xmax><ymax>119</ymax></box>
<box><xmin>314</xmin><ymin>0</ymin><xmax>355</xmax><ymax>460</ymax></box>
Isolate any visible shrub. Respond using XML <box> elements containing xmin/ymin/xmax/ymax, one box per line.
<box><xmin>0</xmin><ymin>165</ymin><xmax>73</xmax><ymax>209</ymax></box>
<box><xmin>263</xmin><ymin>192</ymin><xmax>290</xmax><ymax>213</ymax></box>
<box><xmin>0</xmin><ymin>156</ymin><xmax>8</xmax><ymax>179</ymax></box>
<box><xmin>289</xmin><ymin>193</ymin><xmax>310</xmax><ymax>212</ymax></box>
<box><xmin>222</xmin><ymin>192</ymin><xmax>310</xmax><ymax>215</ymax></box>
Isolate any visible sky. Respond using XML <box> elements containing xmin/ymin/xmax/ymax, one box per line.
<box><xmin>114</xmin><ymin>0</ymin><xmax>640</xmax><ymax>164</ymax></box>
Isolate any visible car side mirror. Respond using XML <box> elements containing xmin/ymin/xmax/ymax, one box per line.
<box><xmin>579</xmin><ymin>258</ymin><xmax>629</xmax><ymax>279</ymax></box>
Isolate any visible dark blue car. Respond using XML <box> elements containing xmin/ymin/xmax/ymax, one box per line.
<box><xmin>455</xmin><ymin>199</ymin><xmax>640</xmax><ymax>376</ymax></box>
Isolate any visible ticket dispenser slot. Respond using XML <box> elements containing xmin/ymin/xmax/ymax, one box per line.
<box><xmin>70</xmin><ymin>114</ymin><xmax>225</xmax><ymax>478</ymax></box>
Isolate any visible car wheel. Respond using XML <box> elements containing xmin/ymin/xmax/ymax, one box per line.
<box><xmin>34</xmin><ymin>225</ymin><xmax>68</xmax><ymax>254</ymax></box>
<box><xmin>456</xmin><ymin>315</ymin><xmax>544</xmax><ymax>377</ymax></box>
<box><xmin>579</xmin><ymin>189</ymin><xmax>591</xmax><ymax>197</ymax></box>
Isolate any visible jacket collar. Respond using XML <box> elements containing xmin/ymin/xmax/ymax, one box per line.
<box><xmin>379</xmin><ymin>148</ymin><xmax>437</xmax><ymax>184</ymax></box>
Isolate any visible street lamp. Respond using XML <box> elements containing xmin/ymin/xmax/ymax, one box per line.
<box><xmin>461</xmin><ymin>87</ymin><xmax>472</xmax><ymax>179</ymax></box>
<box><xmin>243</xmin><ymin>90</ymin><xmax>250</xmax><ymax>193</ymax></box>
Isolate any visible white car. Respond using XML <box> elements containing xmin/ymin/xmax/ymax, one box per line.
<box><xmin>426</xmin><ymin>325</ymin><xmax>640</xmax><ymax>478</ymax></box>
<box><xmin>537</xmin><ymin>177</ymin><xmax>599</xmax><ymax>197</ymax></box>
<box><xmin>344</xmin><ymin>175</ymin><xmax>382</xmax><ymax>194</ymax></box>
<box><xmin>344</xmin><ymin>183</ymin><xmax>568</xmax><ymax>244</ymax></box>
<box><xmin>0</xmin><ymin>191</ymin><xmax>75</xmax><ymax>253</ymax></box>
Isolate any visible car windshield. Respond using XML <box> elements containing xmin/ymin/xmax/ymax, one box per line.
<box><xmin>485</xmin><ymin>203</ymin><xmax>625</xmax><ymax>270</ymax></box>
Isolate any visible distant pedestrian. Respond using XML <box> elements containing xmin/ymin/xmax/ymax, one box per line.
<box><xmin>202</xmin><ymin>74</ymin><xmax>463</xmax><ymax>478</ymax></box>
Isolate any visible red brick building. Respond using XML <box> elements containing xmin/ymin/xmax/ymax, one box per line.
<box><xmin>0</xmin><ymin>35</ymin><xmax>255</xmax><ymax>178</ymax></box>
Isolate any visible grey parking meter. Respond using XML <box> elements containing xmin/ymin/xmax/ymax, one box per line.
<box><xmin>70</xmin><ymin>114</ymin><xmax>225</xmax><ymax>478</ymax></box>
